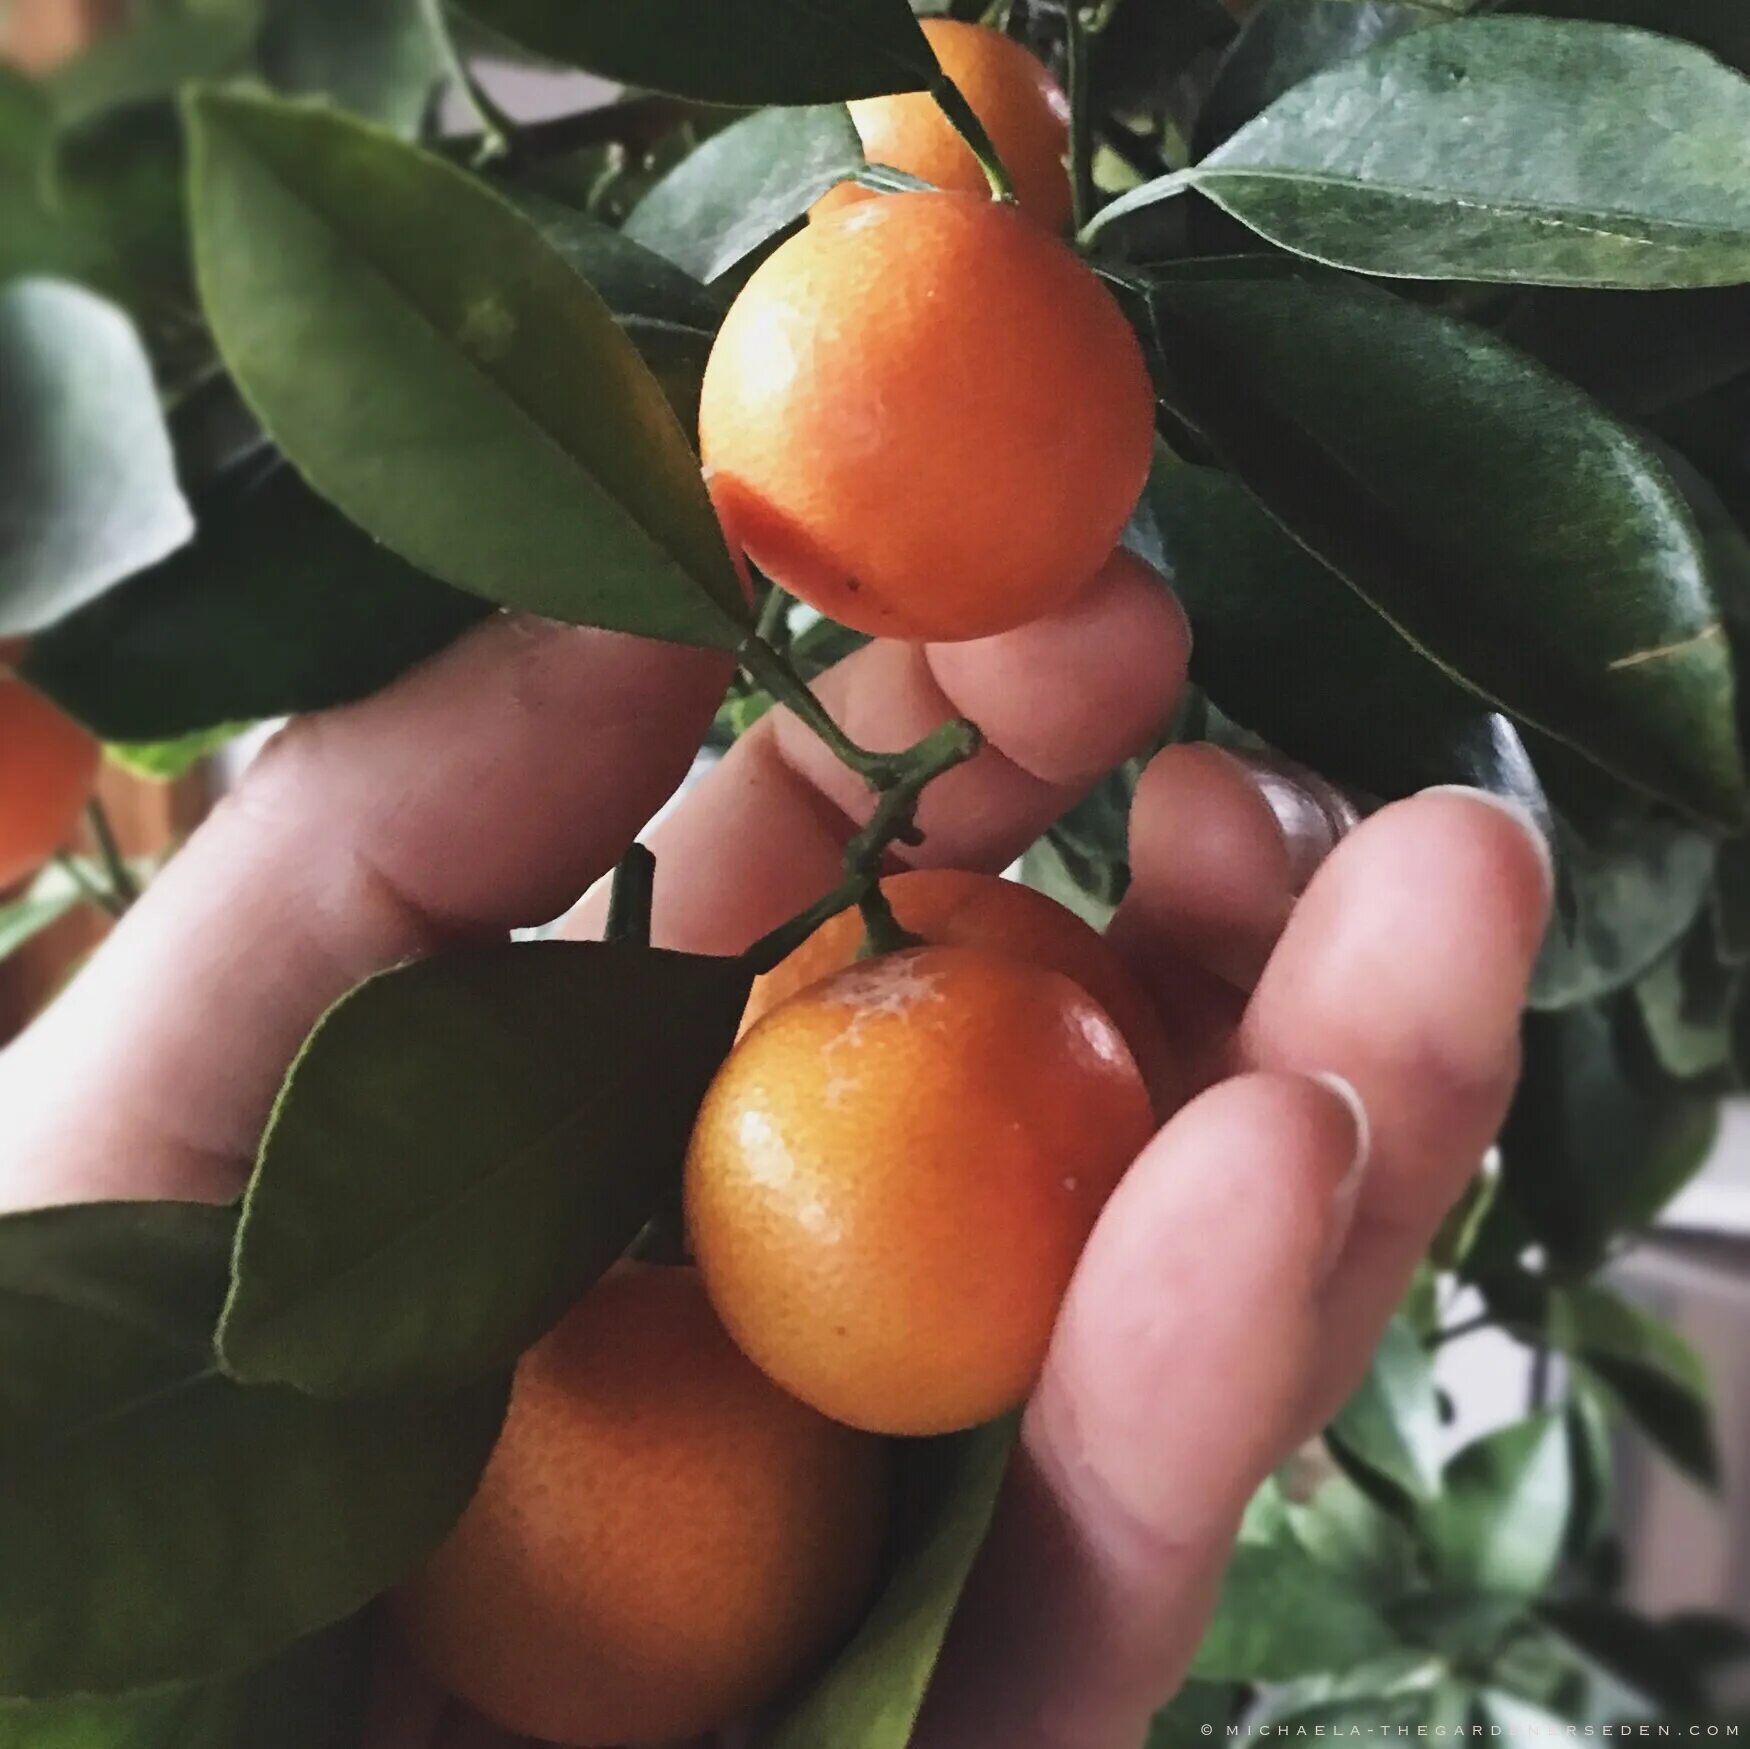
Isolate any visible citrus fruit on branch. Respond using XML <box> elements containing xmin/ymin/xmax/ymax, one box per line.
<box><xmin>687</xmin><ymin>945</ymin><xmax>1155</xmax><ymax>1436</ymax></box>
<box><xmin>395</xmin><ymin>1265</ymin><xmax>888</xmax><ymax>1746</ymax></box>
<box><xmin>700</xmin><ymin>191</ymin><xmax>1155</xmax><ymax>644</ymax></box>
<box><xmin>815</xmin><ymin>18</ymin><xmax>1074</xmax><ymax>230</ymax></box>
<box><xmin>744</xmin><ymin>867</ymin><xmax>1173</xmax><ymax>1108</ymax></box>
<box><xmin>0</xmin><ymin>668</ymin><xmax>102</xmax><ymax>892</ymax></box>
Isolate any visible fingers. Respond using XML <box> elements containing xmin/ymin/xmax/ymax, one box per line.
<box><xmin>918</xmin><ymin>1073</ymin><xmax>1369</xmax><ymax>1749</ymax></box>
<box><xmin>0</xmin><ymin>620</ymin><xmax>731</xmax><ymax>1212</ymax></box>
<box><xmin>1236</xmin><ymin>787</ymin><xmax>1551</xmax><ymax>1428</ymax></box>
<box><xmin>567</xmin><ymin>551</ymin><xmax>1190</xmax><ymax>955</ymax></box>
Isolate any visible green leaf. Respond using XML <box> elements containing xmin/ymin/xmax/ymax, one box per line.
<box><xmin>1328</xmin><ymin>1317</ymin><xmax>1443</xmax><ymax>1506</ymax></box>
<box><xmin>1129</xmin><ymin>448</ymin><xmax>1547</xmax><ymax>810</ymax></box>
<box><xmin>1532</xmin><ymin>810</ymin><xmax>1716</xmax><ymax>1010</ymax></box>
<box><xmin>1165</xmin><ymin>19</ymin><xmax>1750</xmax><ymax>288</ymax></box>
<box><xmin>1287</xmin><ymin>1472</ymin><xmax>1422</xmax><ymax>1603</ymax></box>
<box><xmin>1131</xmin><ymin>271</ymin><xmax>1747</xmax><ymax>826</ymax></box>
<box><xmin>185</xmin><ymin>89</ymin><xmax>747</xmax><ymax>647</ymax></box>
<box><xmin>1716</xmin><ymin>837</ymin><xmax>1750</xmax><ymax>963</ymax></box>
<box><xmin>1497</xmin><ymin>0</ymin><xmax>1749</xmax><ymax>74</ymax></box>
<box><xmin>1501</xmin><ymin>1003</ymin><xmax>1719</xmax><ymax>1268</ymax></box>
<box><xmin>1548</xmin><ymin>1285</ymin><xmax>1719</xmax><ymax>1488</ymax></box>
<box><xmin>1634</xmin><ymin>918</ymin><xmax>1740</xmax><ymax>1083</ymax></box>
<box><xmin>505</xmin><ymin>189</ymin><xmax>725</xmax><ymax>428</ymax></box>
<box><xmin>257</xmin><ymin>0</ymin><xmax>448</xmax><ymax>134</ymax></box>
<box><xmin>453</xmin><ymin>0</ymin><xmax>935</xmax><ymax>105</ymax></box>
<box><xmin>0</xmin><ymin>1619</ymin><xmax>372</xmax><ymax>1749</ymax></box>
<box><xmin>624</xmin><ymin>103</ymin><xmax>864</xmax><ymax>284</ymax></box>
<box><xmin>1423</xmin><ymin>1413</ymin><xmax>1571</xmax><ymax>1598</ymax></box>
<box><xmin>221</xmin><ymin>942</ymin><xmax>751</xmax><ymax>1399</ymax></box>
<box><xmin>45</xmin><ymin>3</ymin><xmax>261</xmax><ymax>130</ymax></box>
<box><xmin>0</xmin><ymin>1200</ymin><xmax>506</xmax><ymax>1698</ymax></box>
<box><xmin>0</xmin><ymin>278</ymin><xmax>192</xmax><ymax>635</ymax></box>
<box><xmin>1195</xmin><ymin>0</ymin><xmax>1447</xmax><ymax>153</ymax></box>
<box><xmin>1145</xmin><ymin>1681</ymin><xmax>1242</xmax><ymax>1747</ymax></box>
<box><xmin>0</xmin><ymin>863</ymin><xmax>83</xmax><ymax>963</ymax></box>
<box><xmin>24</xmin><ymin>461</ymin><xmax>489</xmax><ymax>741</ymax></box>
<box><xmin>1192</xmin><ymin>1542</ymin><xmax>1400</xmax><ymax>1682</ymax></box>
<box><xmin>105</xmin><ymin>724</ymin><xmax>249</xmax><ymax>781</ymax></box>
<box><xmin>757</xmin><ymin>1419</ymin><xmax>1014</xmax><ymax>1749</ymax></box>
<box><xmin>0</xmin><ymin>69</ymin><xmax>95</xmax><ymax>287</ymax></box>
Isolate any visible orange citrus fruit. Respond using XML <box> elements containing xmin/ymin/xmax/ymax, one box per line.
<box><xmin>395</xmin><ymin>1265</ymin><xmax>888</xmax><ymax>1746</ymax></box>
<box><xmin>687</xmin><ymin>946</ymin><xmax>1154</xmax><ymax>1435</ymax></box>
<box><xmin>815</xmin><ymin>19</ymin><xmax>1072</xmax><ymax>230</ymax></box>
<box><xmin>0</xmin><ymin>672</ymin><xmax>101</xmax><ymax>892</ymax></box>
<box><xmin>743</xmin><ymin>868</ymin><xmax>1173</xmax><ymax>1108</ymax></box>
<box><xmin>698</xmin><ymin>191</ymin><xmax>1155</xmax><ymax>644</ymax></box>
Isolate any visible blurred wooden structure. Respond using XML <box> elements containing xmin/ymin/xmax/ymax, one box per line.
<box><xmin>1</xmin><ymin>0</ymin><xmax>212</xmax><ymax>1044</ymax></box>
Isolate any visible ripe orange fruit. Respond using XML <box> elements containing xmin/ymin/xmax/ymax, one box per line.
<box><xmin>698</xmin><ymin>191</ymin><xmax>1155</xmax><ymax>644</ymax></box>
<box><xmin>815</xmin><ymin>19</ymin><xmax>1072</xmax><ymax>231</ymax></box>
<box><xmin>0</xmin><ymin>673</ymin><xmax>101</xmax><ymax>892</ymax></box>
<box><xmin>743</xmin><ymin>868</ymin><xmax>1173</xmax><ymax>1108</ymax></box>
<box><xmin>687</xmin><ymin>946</ymin><xmax>1154</xmax><ymax>1435</ymax></box>
<box><xmin>395</xmin><ymin>1265</ymin><xmax>888</xmax><ymax>1746</ymax></box>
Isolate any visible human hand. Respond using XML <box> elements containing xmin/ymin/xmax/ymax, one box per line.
<box><xmin>0</xmin><ymin>551</ymin><xmax>1549</xmax><ymax>1748</ymax></box>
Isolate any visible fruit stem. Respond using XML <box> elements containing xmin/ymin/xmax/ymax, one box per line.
<box><xmin>740</xmin><ymin>712</ymin><xmax>983</xmax><ymax>975</ymax></box>
<box><xmin>930</xmin><ymin>73</ymin><xmax>1019</xmax><ymax>204</ymax></box>
<box><xmin>754</xmin><ymin>582</ymin><xmax>793</xmax><ymax>654</ymax></box>
<box><xmin>605</xmin><ymin>843</ymin><xmax>657</xmax><ymax>948</ymax></box>
<box><xmin>85</xmin><ymin>798</ymin><xmax>139</xmax><ymax>912</ymax></box>
<box><xmin>737</xmin><ymin>634</ymin><xmax>908</xmax><ymax>788</ymax></box>
<box><xmin>1066</xmin><ymin>4</ymin><xmax>1097</xmax><ymax>233</ymax></box>
<box><xmin>55</xmin><ymin>851</ymin><xmax>126</xmax><ymax>921</ymax></box>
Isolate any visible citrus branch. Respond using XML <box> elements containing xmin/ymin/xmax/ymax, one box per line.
<box><xmin>930</xmin><ymin>73</ymin><xmax>1019</xmax><ymax>204</ymax></box>
<box><xmin>85</xmin><ymin>798</ymin><xmax>139</xmax><ymax>912</ymax></box>
<box><xmin>736</xmin><ymin>635</ymin><xmax>983</xmax><ymax>973</ymax></box>
<box><xmin>423</xmin><ymin>0</ymin><xmax>519</xmax><ymax>165</ymax></box>
<box><xmin>605</xmin><ymin>844</ymin><xmax>657</xmax><ymax>947</ymax></box>
<box><xmin>1066</xmin><ymin>4</ymin><xmax>1097</xmax><ymax>233</ymax></box>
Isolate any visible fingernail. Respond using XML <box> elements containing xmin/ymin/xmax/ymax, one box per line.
<box><xmin>1422</xmin><ymin>785</ymin><xmax>1555</xmax><ymax>901</ymax></box>
<box><xmin>1219</xmin><ymin>750</ymin><xmax>1361</xmax><ymax>893</ymax></box>
<box><xmin>1310</xmin><ymin>1070</ymin><xmax>1371</xmax><ymax>1270</ymax></box>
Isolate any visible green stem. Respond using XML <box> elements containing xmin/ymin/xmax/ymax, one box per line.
<box><xmin>742</xmin><ymin>713</ymin><xmax>983</xmax><ymax>974</ymax></box>
<box><xmin>55</xmin><ymin>851</ymin><xmax>126</xmax><ymax>922</ymax></box>
<box><xmin>85</xmin><ymin>799</ymin><xmax>139</xmax><ymax>912</ymax></box>
<box><xmin>605</xmin><ymin>844</ymin><xmax>657</xmax><ymax>947</ymax></box>
<box><xmin>930</xmin><ymin>73</ymin><xmax>1018</xmax><ymax>204</ymax></box>
<box><xmin>425</xmin><ymin>0</ymin><xmax>519</xmax><ymax>165</ymax></box>
<box><xmin>1428</xmin><ymin>1312</ymin><xmax>1493</xmax><ymax>1349</ymax></box>
<box><xmin>738</xmin><ymin>635</ymin><xmax>912</xmax><ymax>788</ymax></box>
<box><xmin>754</xmin><ymin>583</ymin><xmax>793</xmax><ymax>653</ymax></box>
<box><xmin>1066</xmin><ymin>4</ymin><xmax>1097</xmax><ymax>233</ymax></box>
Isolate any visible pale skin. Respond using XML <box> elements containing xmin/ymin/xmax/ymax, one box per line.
<box><xmin>0</xmin><ymin>550</ymin><xmax>1551</xmax><ymax>1749</ymax></box>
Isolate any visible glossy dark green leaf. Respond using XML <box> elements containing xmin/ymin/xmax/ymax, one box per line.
<box><xmin>1129</xmin><ymin>449</ymin><xmax>1547</xmax><ymax>810</ymax></box>
<box><xmin>1092</xmin><ymin>0</ymin><xmax>1237</xmax><ymax>115</ymax></box>
<box><xmin>24</xmin><ymin>461</ymin><xmax>489</xmax><ymax>741</ymax></box>
<box><xmin>1192</xmin><ymin>1543</ymin><xmax>1400</xmax><ymax>1682</ymax></box>
<box><xmin>0</xmin><ymin>864</ymin><xmax>82</xmax><ymax>962</ymax></box>
<box><xmin>505</xmin><ymin>189</ymin><xmax>724</xmax><ymax>427</ymax></box>
<box><xmin>1145</xmin><ymin>1681</ymin><xmax>1242</xmax><ymax>1746</ymax></box>
<box><xmin>221</xmin><ymin>942</ymin><xmax>751</xmax><ymax>1398</ymax></box>
<box><xmin>1715</xmin><ymin>837</ymin><xmax>1750</xmax><ymax>962</ymax></box>
<box><xmin>1497</xmin><ymin>0</ymin><xmax>1748</xmax><ymax>74</ymax></box>
<box><xmin>1166</xmin><ymin>19</ymin><xmax>1750</xmax><ymax>288</ymax></box>
<box><xmin>1194</xmin><ymin>0</ymin><xmax>1448</xmax><ymax>153</ymax></box>
<box><xmin>758</xmin><ymin>1419</ymin><xmax>1014</xmax><ymax>1749</ymax></box>
<box><xmin>453</xmin><ymin>0</ymin><xmax>935</xmax><ymax>105</ymax></box>
<box><xmin>0</xmin><ymin>278</ymin><xmax>193</xmax><ymax>635</ymax></box>
<box><xmin>186</xmin><ymin>89</ymin><xmax>747</xmax><ymax>647</ymax></box>
<box><xmin>1286</xmin><ymin>1472</ymin><xmax>1421</xmax><ymax>1603</ymax></box>
<box><xmin>1423</xmin><ymin>1413</ymin><xmax>1571</xmax><ymax>1598</ymax></box>
<box><xmin>0</xmin><ymin>1619</ymin><xmax>372</xmax><ymax>1749</ymax></box>
<box><xmin>625</xmin><ymin>104</ymin><xmax>863</xmax><ymax>283</ymax></box>
<box><xmin>1532</xmin><ymin>811</ymin><xmax>1716</xmax><ymax>1010</ymax></box>
<box><xmin>1635</xmin><ymin>918</ymin><xmax>1740</xmax><ymax>1083</ymax></box>
<box><xmin>0</xmin><ymin>1201</ymin><xmax>506</xmax><ymax>1698</ymax></box>
<box><xmin>1328</xmin><ymin>1318</ymin><xmax>1443</xmax><ymax>1506</ymax></box>
<box><xmin>1537</xmin><ymin>1601</ymin><xmax>1712</xmax><ymax>1717</ymax></box>
<box><xmin>45</xmin><ymin>4</ymin><xmax>260</xmax><ymax>130</ymax></box>
<box><xmin>0</xmin><ymin>68</ymin><xmax>98</xmax><ymax>286</ymax></box>
<box><xmin>1501</xmin><ymin>1003</ymin><xmax>1719</xmax><ymax>1268</ymax></box>
<box><xmin>1132</xmin><ymin>272</ymin><xmax>1747</xmax><ymax>826</ymax></box>
<box><xmin>257</xmin><ymin>0</ymin><xmax>447</xmax><ymax>134</ymax></box>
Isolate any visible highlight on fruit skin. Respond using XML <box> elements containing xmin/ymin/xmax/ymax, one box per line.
<box><xmin>698</xmin><ymin>190</ymin><xmax>1156</xmax><ymax>645</ymax></box>
<box><xmin>0</xmin><ymin>668</ymin><xmax>102</xmax><ymax>892</ymax></box>
<box><xmin>814</xmin><ymin>18</ymin><xmax>1073</xmax><ymax>231</ymax></box>
<box><xmin>394</xmin><ymin>1264</ymin><xmax>889</xmax><ymax>1747</ymax></box>
<box><xmin>687</xmin><ymin>945</ymin><xmax>1155</xmax><ymax>1437</ymax></box>
<box><xmin>743</xmin><ymin>866</ymin><xmax>1175</xmax><ymax>1110</ymax></box>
